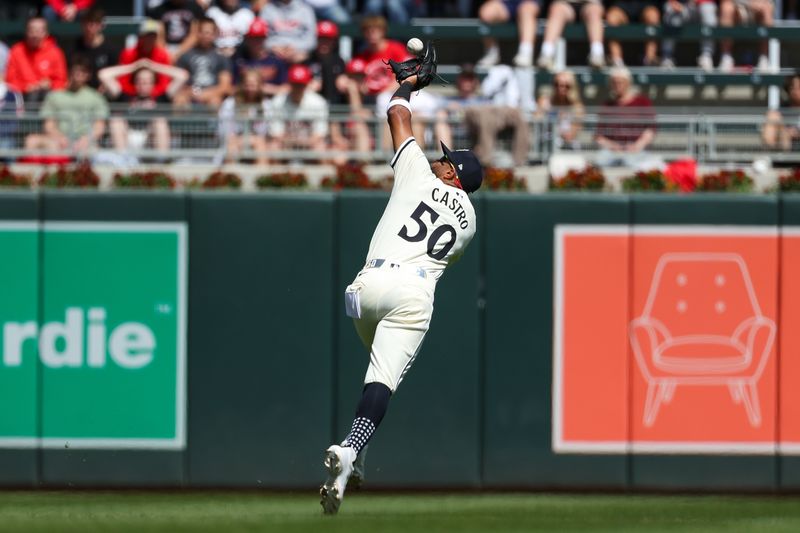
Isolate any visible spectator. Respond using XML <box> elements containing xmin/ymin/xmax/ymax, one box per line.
<box><xmin>43</xmin><ymin>0</ymin><xmax>94</xmax><ymax>22</ymax></box>
<box><xmin>338</xmin><ymin>58</ymin><xmax>373</xmax><ymax>161</ymax></box>
<box><xmin>99</xmin><ymin>58</ymin><xmax>189</xmax><ymax>160</ymax></box>
<box><xmin>260</xmin><ymin>0</ymin><xmax>318</xmax><ymax>64</ymax></box>
<box><xmin>24</xmin><ymin>58</ymin><xmax>108</xmax><ymax>159</ymax></box>
<box><xmin>661</xmin><ymin>0</ymin><xmax>718</xmax><ymax>71</ymax></box>
<box><xmin>477</xmin><ymin>0</ymin><xmax>541</xmax><ymax>68</ymax></box>
<box><xmin>231</xmin><ymin>19</ymin><xmax>289</xmax><ymax>96</ymax></box>
<box><xmin>65</xmin><ymin>7</ymin><xmax>119</xmax><ymax>90</ymax></box>
<box><xmin>0</xmin><ymin>66</ymin><xmax>24</xmax><ymax>158</ymax></box>
<box><xmin>719</xmin><ymin>0</ymin><xmax>774</xmax><ymax>72</ymax></box>
<box><xmin>148</xmin><ymin>0</ymin><xmax>205</xmax><ymax>61</ymax></box>
<box><xmin>5</xmin><ymin>16</ymin><xmax>67</xmax><ymax>104</ymax></box>
<box><xmin>219</xmin><ymin>69</ymin><xmax>271</xmax><ymax>165</ymax></box>
<box><xmin>448</xmin><ymin>64</ymin><xmax>530</xmax><ymax>167</ymax></box>
<box><xmin>537</xmin><ymin>0</ymin><xmax>605</xmax><ymax>70</ymax></box>
<box><xmin>762</xmin><ymin>74</ymin><xmax>800</xmax><ymax>151</ymax></box>
<box><xmin>594</xmin><ymin>67</ymin><xmax>658</xmax><ymax>168</ymax></box>
<box><xmin>117</xmin><ymin>19</ymin><xmax>173</xmax><ymax>99</ymax></box>
<box><xmin>307</xmin><ymin>21</ymin><xmax>347</xmax><ymax>106</ymax></box>
<box><xmin>536</xmin><ymin>69</ymin><xmax>584</xmax><ymax>150</ymax></box>
<box><xmin>305</xmin><ymin>0</ymin><xmax>351</xmax><ymax>24</ymax></box>
<box><xmin>353</xmin><ymin>15</ymin><xmax>409</xmax><ymax>97</ymax></box>
<box><xmin>606</xmin><ymin>1</ymin><xmax>660</xmax><ymax>67</ymax></box>
<box><xmin>174</xmin><ymin>17</ymin><xmax>233</xmax><ymax>108</ymax></box>
<box><xmin>363</xmin><ymin>0</ymin><xmax>424</xmax><ymax>23</ymax></box>
<box><xmin>206</xmin><ymin>0</ymin><xmax>255</xmax><ymax>58</ymax></box>
<box><xmin>266</xmin><ymin>64</ymin><xmax>329</xmax><ymax>161</ymax></box>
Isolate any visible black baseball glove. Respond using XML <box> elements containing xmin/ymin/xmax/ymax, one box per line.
<box><xmin>387</xmin><ymin>41</ymin><xmax>438</xmax><ymax>91</ymax></box>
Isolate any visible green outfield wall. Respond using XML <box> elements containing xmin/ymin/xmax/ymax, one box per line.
<box><xmin>2</xmin><ymin>191</ymin><xmax>800</xmax><ymax>491</ymax></box>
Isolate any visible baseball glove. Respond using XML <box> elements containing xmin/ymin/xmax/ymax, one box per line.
<box><xmin>387</xmin><ymin>41</ymin><xmax>438</xmax><ymax>91</ymax></box>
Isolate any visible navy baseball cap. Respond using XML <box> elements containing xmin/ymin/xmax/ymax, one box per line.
<box><xmin>440</xmin><ymin>141</ymin><xmax>483</xmax><ymax>193</ymax></box>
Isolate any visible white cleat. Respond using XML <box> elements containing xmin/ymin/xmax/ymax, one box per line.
<box><xmin>347</xmin><ymin>444</ymin><xmax>368</xmax><ymax>490</ymax></box>
<box><xmin>320</xmin><ymin>445</ymin><xmax>356</xmax><ymax>515</ymax></box>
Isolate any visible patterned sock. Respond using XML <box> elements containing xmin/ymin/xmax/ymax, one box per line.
<box><xmin>343</xmin><ymin>417</ymin><xmax>375</xmax><ymax>455</ymax></box>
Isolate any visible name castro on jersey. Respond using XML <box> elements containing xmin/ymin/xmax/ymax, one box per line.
<box><xmin>431</xmin><ymin>187</ymin><xmax>469</xmax><ymax>230</ymax></box>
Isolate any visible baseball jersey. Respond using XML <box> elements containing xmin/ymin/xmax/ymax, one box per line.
<box><xmin>365</xmin><ymin>137</ymin><xmax>476</xmax><ymax>282</ymax></box>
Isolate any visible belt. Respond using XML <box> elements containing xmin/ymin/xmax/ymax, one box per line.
<box><xmin>365</xmin><ymin>258</ymin><xmax>427</xmax><ymax>279</ymax></box>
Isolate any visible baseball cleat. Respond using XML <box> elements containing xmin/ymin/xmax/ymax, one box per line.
<box><xmin>320</xmin><ymin>445</ymin><xmax>356</xmax><ymax>515</ymax></box>
<box><xmin>347</xmin><ymin>444</ymin><xmax>368</xmax><ymax>490</ymax></box>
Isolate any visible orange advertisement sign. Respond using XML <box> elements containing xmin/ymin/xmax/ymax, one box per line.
<box><xmin>552</xmin><ymin>225</ymin><xmax>800</xmax><ymax>454</ymax></box>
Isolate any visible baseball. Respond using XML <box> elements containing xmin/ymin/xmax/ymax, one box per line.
<box><xmin>406</xmin><ymin>38</ymin><xmax>424</xmax><ymax>55</ymax></box>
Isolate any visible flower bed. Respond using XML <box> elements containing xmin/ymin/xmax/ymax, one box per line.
<box><xmin>549</xmin><ymin>166</ymin><xmax>606</xmax><ymax>191</ymax></box>
<box><xmin>484</xmin><ymin>167</ymin><xmax>526</xmax><ymax>191</ymax></box>
<box><xmin>0</xmin><ymin>166</ymin><xmax>33</xmax><ymax>188</ymax></box>
<box><xmin>321</xmin><ymin>163</ymin><xmax>384</xmax><ymax>190</ymax></box>
<box><xmin>255</xmin><ymin>172</ymin><xmax>308</xmax><ymax>189</ymax></box>
<box><xmin>778</xmin><ymin>168</ymin><xmax>800</xmax><ymax>192</ymax></box>
<box><xmin>39</xmin><ymin>163</ymin><xmax>100</xmax><ymax>188</ymax></box>
<box><xmin>201</xmin><ymin>171</ymin><xmax>242</xmax><ymax>189</ymax></box>
<box><xmin>696</xmin><ymin>169</ymin><xmax>754</xmax><ymax>192</ymax></box>
<box><xmin>621</xmin><ymin>170</ymin><xmax>677</xmax><ymax>192</ymax></box>
<box><xmin>113</xmin><ymin>171</ymin><xmax>176</xmax><ymax>189</ymax></box>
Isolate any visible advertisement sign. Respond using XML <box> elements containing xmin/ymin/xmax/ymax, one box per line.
<box><xmin>0</xmin><ymin>222</ymin><xmax>186</xmax><ymax>449</ymax></box>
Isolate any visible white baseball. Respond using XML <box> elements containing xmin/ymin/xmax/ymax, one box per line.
<box><xmin>406</xmin><ymin>38</ymin><xmax>424</xmax><ymax>55</ymax></box>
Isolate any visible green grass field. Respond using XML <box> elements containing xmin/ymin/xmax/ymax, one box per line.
<box><xmin>2</xmin><ymin>492</ymin><xmax>800</xmax><ymax>533</ymax></box>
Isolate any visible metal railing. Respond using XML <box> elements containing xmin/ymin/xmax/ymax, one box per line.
<box><xmin>0</xmin><ymin>107</ymin><xmax>796</xmax><ymax>166</ymax></box>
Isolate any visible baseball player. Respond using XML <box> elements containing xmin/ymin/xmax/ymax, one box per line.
<box><xmin>320</xmin><ymin>42</ymin><xmax>484</xmax><ymax>515</ymax></box>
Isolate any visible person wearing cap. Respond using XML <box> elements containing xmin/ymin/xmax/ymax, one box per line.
<box><xmin>260</xmin><ymin>0</ymin><xmax>318</xmax><ymax>63</ymax></box>
<box><xmin>230</xmin><ymin>18</ymin><xmax>288</xmax><ymax>96</ymax></box>
<box><xmin>5</xmin><ymin>16</ymin><xmax>67</xmax><ymax>103</ymax></box>
<box><xmin>174</xmin><ymin>17</ymin><xmax>232</xmax><ymax>108</ymax></box>
<box><xmin>306</xmin><ymin>21</ymin><xmax>346</xmax><ymax>105</ymax></box>
<box><xmin>319</xmin><ymin>63</ymin><xmax>483</xmax><ymax>516</ymax></box>
<box><xmin>205</xmin><ymin>0</ymin><xmax>255</xmax><ymax>58</ymax></box>
<box><xmin>266</xmin><ymin>64</ymin><xmax>329</xmax><ymax>162</ymax></box>
<box><xmin>117</xmin><ymin>19</ymin><xmax>173</xmax><ymax>99</ymax></box>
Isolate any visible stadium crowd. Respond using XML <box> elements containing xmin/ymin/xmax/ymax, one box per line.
<box><xmin>0</xmin><ymin>0</ymin><xmax>797</xmax><ymax>166</ymax></box>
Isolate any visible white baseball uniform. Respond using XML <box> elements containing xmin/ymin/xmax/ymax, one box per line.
<box><xmin>344</xmin><ymin>136</ymin><xmax>477</xmax><ymax>392</ymax></box>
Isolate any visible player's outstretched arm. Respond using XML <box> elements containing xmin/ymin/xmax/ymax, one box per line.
<box><xmin>387</xmin><ymin>77</ymin><xmax>417</xmax><ymax>151</ymax></box>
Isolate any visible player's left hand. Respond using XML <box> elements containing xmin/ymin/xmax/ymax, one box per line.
<box><xmin>387</xmin><ymin>41</ymin><xmax>438</xmax><ymax>91</ymax></box>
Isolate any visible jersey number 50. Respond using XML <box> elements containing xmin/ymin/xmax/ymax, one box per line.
<box><xmin>398</xmin><ymin>201</ymin><xmax>457</xmax><ymax>260</ymax></box>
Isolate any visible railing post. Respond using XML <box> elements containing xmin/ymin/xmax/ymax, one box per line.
<box><xmin>768</xmin><ymin>38</ymin><xmax>780</xmax><ymax>110</ymax></box>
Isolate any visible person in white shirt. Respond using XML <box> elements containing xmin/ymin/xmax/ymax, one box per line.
<box><xmin>205</xmin><ymin>0</ymin><xmax>254</xmax><ymax>57</ymax></box>
<box><xmin>266</xmin><ymin>63</ymin><xmax>328</xmax><ymax>160</ymax></box>
<box><xmin>319</xmin><ymin>59</ymin><xmax>484</xmax><ymax>516</ymax></box>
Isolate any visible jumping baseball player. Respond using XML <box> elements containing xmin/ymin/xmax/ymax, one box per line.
<box><xmin>320</xmin><ymin>42</ymin><xmax>484</xmax><ymax>515</ymax></box>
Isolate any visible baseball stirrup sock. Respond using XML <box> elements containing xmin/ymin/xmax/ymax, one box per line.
<box><xmin>343</xmin><ymin>382</ymin><xmax>391</xmax><ymax>454</ymax></box>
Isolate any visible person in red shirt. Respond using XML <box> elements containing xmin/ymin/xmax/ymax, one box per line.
<box><xmin>594</xmin><ymin>67</ymin><xmax>658</xmax><ymax>169</ymax></box>
<box><xmin>43</xmin><ymin>0</ymin><xmax>95</xmax><ymax>22</ymax></box>
<box><xmin>5</xmin><ymin>16</ymin><xmax>67</xmax><ymax>104</ymax></box>
<box><xmin>352</xmin><ymin>15</ymin><xmax>409</xmax><ymax>96</ymax></box>
<box><xmin>117</xmin><ymin>19</ymin><xmax>173</xmax><ymax>98</ymax></box>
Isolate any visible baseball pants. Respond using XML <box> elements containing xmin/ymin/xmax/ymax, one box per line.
<box><xmin>345</xmin><ymin>267</ymin><xmax>434</xmax><ymax>392</ymax></box>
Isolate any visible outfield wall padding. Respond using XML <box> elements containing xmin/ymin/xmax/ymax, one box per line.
<box><xmin>1</xmin><ymin>191</ymin><xmax>800</xmax><ymax>490</ymax></box>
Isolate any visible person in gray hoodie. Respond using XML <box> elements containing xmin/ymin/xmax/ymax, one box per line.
<box><xmin>260</xmin><ymin>0</ymin><xmax>317</xmax><ymax>63</ymax></box>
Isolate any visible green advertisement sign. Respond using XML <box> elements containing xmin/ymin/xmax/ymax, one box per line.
<box><xmin>0</xmin><ymin>222</ymin><xmax>186</xmax><ymax>450</ymax></box>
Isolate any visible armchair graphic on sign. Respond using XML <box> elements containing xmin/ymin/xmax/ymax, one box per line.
<box><xmin>629</xmin><ymin>253</ymin><xmax>776</xmax><ymax>428</ymax></box>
